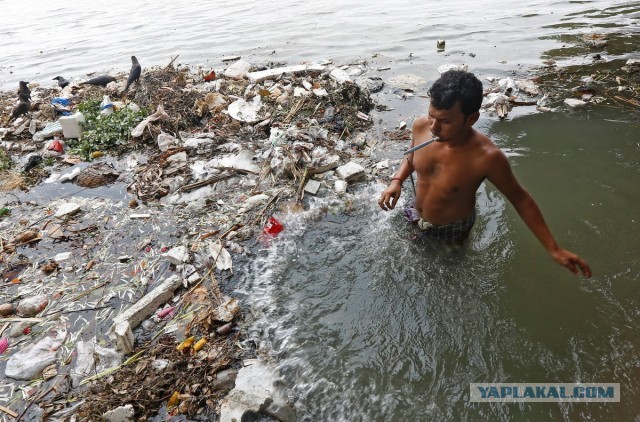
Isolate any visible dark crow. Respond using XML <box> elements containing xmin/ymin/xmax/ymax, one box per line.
<box><xmin>79</xmin><ymin>75</ymin><xmax>116</xmax><ymax>87</ymax></box>
<box><xmin>10</xmin><ymin>97</ymin><xmax>31</xmax><ymax>120</ymax></box>
<box><xmin>124</xmin><ymin>56</ymin><xmax>141</xmax><ymax>92</ymax></box>
<box><xmin>53</xmin><ymin>76</ymin><xmax>70</xmax><ymax>89</ymax></box>
<box><xmin>17</xmin><ymin>81</ymin><xmax>31</xmax><ymax>99</ymax></box>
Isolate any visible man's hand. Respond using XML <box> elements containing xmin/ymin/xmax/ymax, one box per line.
<box><xmin>550</xmin><ymin>249</ymin><xmax>592</xmax><ymax>278</ymax></box>
<box><xmin>379</xmin><ymin>181</ymin><xmax>402</xmax><ymax>211</ymax></box>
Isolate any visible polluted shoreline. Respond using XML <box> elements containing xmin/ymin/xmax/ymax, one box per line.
<box><xmin>0</xmin><ymin>42</ymin><xmax>639</xmax><ymax>420</ymax></box>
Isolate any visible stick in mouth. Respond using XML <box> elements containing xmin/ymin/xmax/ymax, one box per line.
<box><xmin>403</xmin><ymin>136</ymin><xmax>441</xmax><ymax>155</ymax></box>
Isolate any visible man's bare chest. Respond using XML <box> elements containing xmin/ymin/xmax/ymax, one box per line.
<box><xmin>413</xmin><ymin>151</ymin><xmax>485</xmax><ymax>191</ymax></box>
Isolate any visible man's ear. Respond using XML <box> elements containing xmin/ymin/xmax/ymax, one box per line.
<box><xmin>466</xmin><ymin>111</ymin><xmax>480</xmax><ymax>127</ymax></box>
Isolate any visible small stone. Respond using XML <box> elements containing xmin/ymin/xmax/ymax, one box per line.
<box><xmin>211</xmin><ymin>368</ymin><xmax>239</xmax><ymax>391</ymax></box>
<box><xmin>303</xmin><ymin>179</ymin><xmax>321</xmax><ymax>195</ymax></box>
<box><xmin>336</xmin><ymin>161</ymin><xmax>366</xmax><ymax>182</ymax></box>
<box><xmin>334</xmin><ymin>180</ymin><xmax>348</xmax><ymax>196</ymax></box>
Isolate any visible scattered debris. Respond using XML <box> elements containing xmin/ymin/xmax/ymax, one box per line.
<box><xmin>1</xmin><ymin>44</ymin><xmax>637</xmax><ymax>420</ymax></box>
<box><xmin>388</xmin><ymin>74</ymin><xmax>427</xmax><ymax>91</ymax></box>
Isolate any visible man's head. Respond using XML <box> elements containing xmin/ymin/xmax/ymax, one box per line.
<box><xmin>428</xmin><ymin>70</ymin><xmax>483</xmax><ymax>118</ymax></box>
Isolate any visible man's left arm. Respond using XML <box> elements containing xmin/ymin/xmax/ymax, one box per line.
<box><xmin>486</xmin><ymin>150</ymin><xmax>592</xmax><ymax>278</ymax></box>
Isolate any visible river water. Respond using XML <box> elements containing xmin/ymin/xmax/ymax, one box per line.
<box><xmin>1</xmin><ymin>0</ymin><xmax>639</xmax><ymax>89</ymax></box>
<box><xmin>239</xmin><ymin>106</ymin><xmax>640</xmax><ymax>420</ymax></box>
<box><xmin>2</xmin><ymin>0</ymin><xmax>640</xmax><ymax>420</ymax></box>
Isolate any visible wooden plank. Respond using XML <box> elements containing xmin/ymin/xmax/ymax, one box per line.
<box><xmin>614</xmin><ymin>95</ymin><xmax>640</xmax><ymax>107</ymax></box>
<box><xmin>0</xmin><ymin>404</ymin><xmax>18</xmax><ymax>419</ymax></box>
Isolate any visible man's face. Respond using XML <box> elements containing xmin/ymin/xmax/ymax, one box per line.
<box><xmin>427</xmin><ymin>101</ymin><xmax>477</xmax><ymax>142</ymax></box>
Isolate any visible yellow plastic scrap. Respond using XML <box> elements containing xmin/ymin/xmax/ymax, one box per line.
<box><xmin>168</xmin><ymin>390</ymin><xmax>180</xmax><ymax>408</ymax></box>
<box><xmin>176</xmin><ymin>336</ymin><xmax>196</xmax><ymax>351</ymax></box>
<box><xmin>193</xmin><ymin>338</ymin><xmax>207</xmax><ymax>352</ymax></box>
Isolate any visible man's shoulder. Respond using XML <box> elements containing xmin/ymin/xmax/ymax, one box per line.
<box><xmin>412</xmin><ymin>115</ymin><xmax>430</xmax><ymax>129</ymax></box>
<box><xmin>470</xmin><ymin>131</ymin><xmax>507</xmax><ymax>165</ymax></box>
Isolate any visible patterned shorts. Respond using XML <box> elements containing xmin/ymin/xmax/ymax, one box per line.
<box><xmin>404</xmin><ymin>200</ymin><xmax>476</xmax><ymax>241</ymax></box>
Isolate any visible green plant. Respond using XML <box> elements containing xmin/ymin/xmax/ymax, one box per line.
<box><xmin>69</xmin><ymin>99</ymin><xmax>146</xmax><ymax>160</ymax></box>
<box><xmin>0</xmin><ymin>148</ymin><xmax>12</xmax><ymax>171</ymax></box>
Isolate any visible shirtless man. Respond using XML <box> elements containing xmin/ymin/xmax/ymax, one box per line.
<box><xmin>378</xmin><ymin>70</ymin><xmax>591</xmax><ymax>277</ymax></box>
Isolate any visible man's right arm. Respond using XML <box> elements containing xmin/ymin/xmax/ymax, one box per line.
<box><xmin>378</xmin><ymin>117</ymin><xmax>426</xmax><ymax>210</ymax></box>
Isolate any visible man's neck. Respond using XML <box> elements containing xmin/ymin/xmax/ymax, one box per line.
<box><xmin>446</xmin><ymin>127</ymin><xmax>475</xmax><ymax>148</ymax></box>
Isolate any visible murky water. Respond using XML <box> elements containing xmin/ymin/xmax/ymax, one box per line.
<box><xmin>1</xmin><ymin>0</ymin><xmax>639</xmax><ymax>90</ymax></box>
<box><xmin>238</xmin><ymin>107</ymin><xmax>640</xmax><ymax>420</ymax></box>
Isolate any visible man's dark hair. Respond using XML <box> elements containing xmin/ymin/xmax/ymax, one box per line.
<box><xmin>428</xmin><ymin>70</ymin><xmax>483</xmax><ymax>117</ymax></box>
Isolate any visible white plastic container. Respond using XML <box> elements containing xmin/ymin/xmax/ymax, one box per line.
<box><xmin>58</xmin><ymin>112</ymin><xmax>85</xmax><ymax>139</ymax></box>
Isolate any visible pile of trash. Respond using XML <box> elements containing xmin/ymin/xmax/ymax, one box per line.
<box><xmin>0</xmin><ymin>57</ymin><xmax>401</xmax><ymax>420</ymax></box>
<box><xmin>479</xmin><ymin>33</ymin><xmax>640</xmax><ymax>118</ymax></box>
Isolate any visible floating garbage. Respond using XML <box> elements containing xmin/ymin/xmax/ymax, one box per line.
<box><xmin>16</xmin><ymin>295</ymin><xmax>48</xmax><ymax>316</ymax></box>
<box><xmin>263</xmin><ymin>216</ymin><xmax>284</xmax><ymax>236</ymax></box>
<box><xmin>5</xmin><ymin>327</ymin><xmax>67</xmax><ymax>380</ymax></box>
<box><xmin>388</xmin><ymin>74</ymin><xmax>427</xmax><ymax>91</ymax></box>
<box><xmin>437</xmin><ymin>64</ymin><xmax>468</xmax><ymax>74</ymax></box>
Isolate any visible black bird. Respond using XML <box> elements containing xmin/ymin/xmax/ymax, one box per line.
<box><xmin>124</xmin><ymin>56</ymin><xmax>141</xmax><ymax>92</ymax></box>
<box><xmin>10</xmin><ymin>97</ymin><xmax>31</xmax><ymax>120</ymax></box>
<box><xmin>79</xmin><ymin>75</ymin><xmax>116</xmax><ymax>87</ymax></box>
<box><xmin>17</xmin><ymin>81</ymin><xmax>31</xmax><ymax>100</ymax></box>
<box><xmin>53</xmin><ymin>76</ymin><xmax>70</xmax><ymax>89</ymax></box>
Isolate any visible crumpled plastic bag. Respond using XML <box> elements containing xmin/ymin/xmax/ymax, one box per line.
<box><xmin>71</xmin><ymin>339</ymin><xmax>123</xmax><ymax>386</ymax></box>
<box><xmin>5</xmin><ymin>327</ymin><xmax>67</xmax><ymax>380</ymax></box>
<box><xmin>131</xmin><ymin>105</ymin><xmax>170</xmax><ymax>138</ymax></box>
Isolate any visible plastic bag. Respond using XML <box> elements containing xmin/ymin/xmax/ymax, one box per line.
<box><xmin>5</xmin><ymin>328</ymin><xmax>67</xmax><ymax>380</ymax></box>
